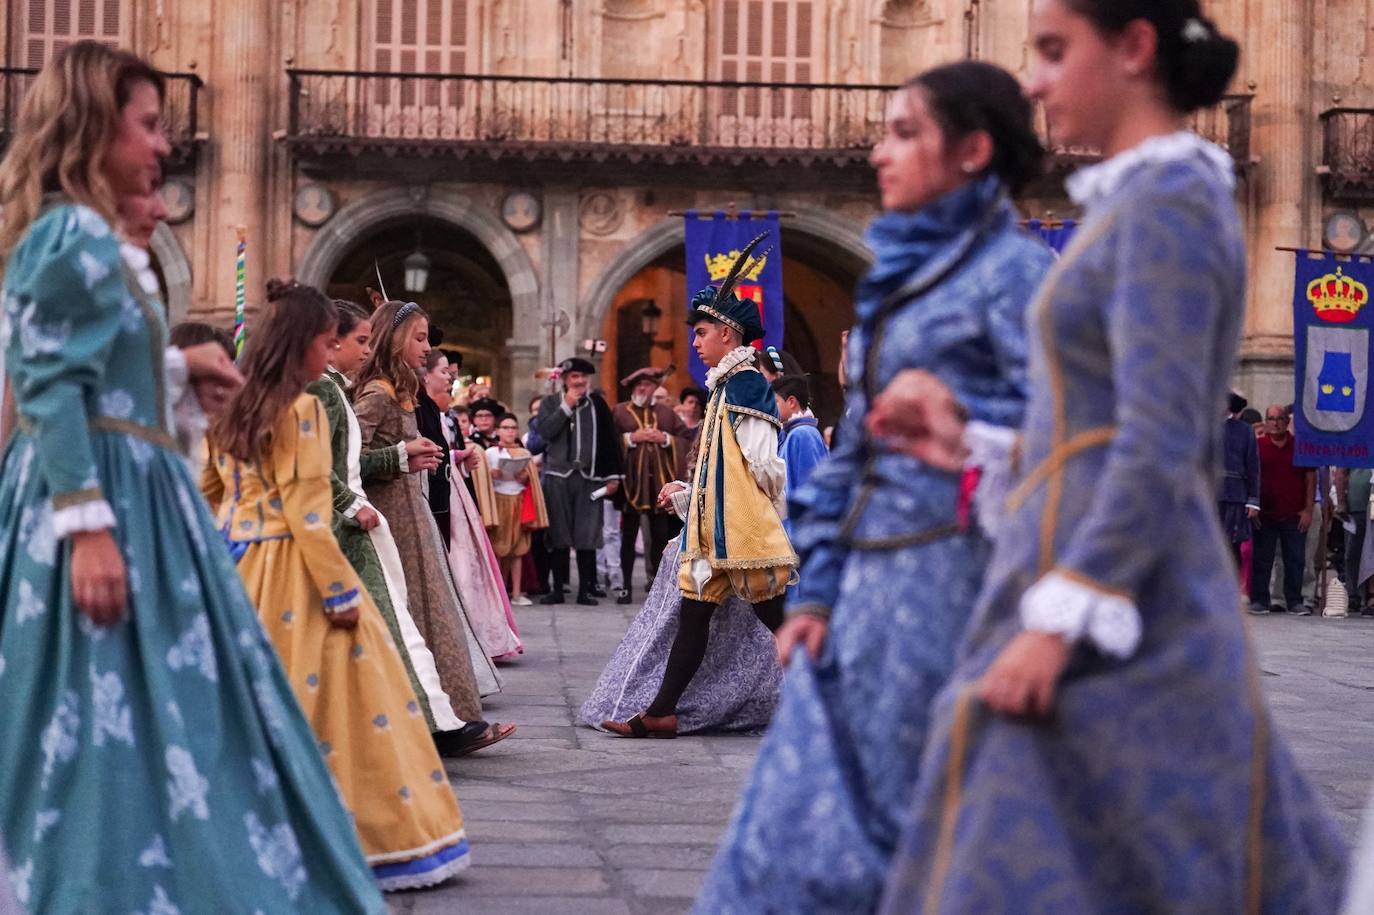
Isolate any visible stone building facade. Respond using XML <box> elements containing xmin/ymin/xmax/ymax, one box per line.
<box><xmin>3</xmin><ymin>0</ymin><xmax>1369</xmax><ymax>416</ymax></box>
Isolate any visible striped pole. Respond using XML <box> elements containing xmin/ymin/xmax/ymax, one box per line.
<box><xmin>233</xmin><ymin>226</ymin><xmax>247</xmax><ymax>357</ymax></box>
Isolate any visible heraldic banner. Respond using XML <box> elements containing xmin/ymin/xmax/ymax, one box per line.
<box><xmin>683</xmin><ymin>210</ymin><xmax>784</xmax><ymax>385</ymax></box>
<box><xmin>1292</xmin><ymin>251</ymin><xmax>1374</xmax><ymax>468</ymax></box>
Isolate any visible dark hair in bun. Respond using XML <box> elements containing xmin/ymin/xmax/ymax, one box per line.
<box><xmin>906</xmin><ymin>61</ymin><xmax>1045</xmax><ymax>195</ymax></box>
<box><xmin>1066</xmin><ymin>0</ymin><xmax>1239</xmax><ymax>113</ymax></box>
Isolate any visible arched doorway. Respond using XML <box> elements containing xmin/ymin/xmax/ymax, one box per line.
<box><xmin>324</xmin><ymin>215</ymin><xmax>515</xmax><ymax>402</ymax></box>
<box><xmin>589</xmin><ymin>214</ymin><xmax>870</xmax><ymax>428</ymax></box>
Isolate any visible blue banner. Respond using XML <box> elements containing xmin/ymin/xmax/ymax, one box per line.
<box><xmin>1025</xmin><ymin>218</ymin><xmax>1077</xmax><ymax>255</ymax></box>
<box><xmin>683</xmin><ymin>210</ymin><xmax>784</xmax><ymax>385</ymax></box>
<box><xmin>1292</xmin><ymin>252</ymin><xmax>1374</xmax><ymax>467</ymax></box>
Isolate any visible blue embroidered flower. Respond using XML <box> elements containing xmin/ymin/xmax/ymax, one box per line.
<box><xmin>301</xmin><ymin>420</ymin><xmax>312</xmax><ymax>433</ymax></box>
<box><xmin>305</xmin><ymin>512</ymin><xmax>320</xmax><ymax>525</ymax></box>
<box><xmin>319</xmin><ymin>741</ymin><xmax>332</xmax><ymax>756</ymax></box>
<box><xmin>329</xmin><ymin>581</ymin><xmax>344</xmax><ymax>593</ymax></box>
<box><xmin>268</xmin><ymin>498</ymin><xmax>282</xmax><ymax>510</ymax></box>
<box><xmin>398</xmin><ymin>786</ymin><xmax>411</xmax><ymax>800</ymax></box>
<box><xmin>406</xmin><ymin>701</ymin><xmax>420</xmax><ymax>716</ymax></box>
<box><xmin>431</xmin><ymin>770</ymin><xmax>445</xmax><ymax>783</ymax></box>
<box><xmin>305</xmin><ymin>673</ymin><xmax>319</xmax><ymax>688</ymax></box>
<box><xmin>280</xmin><ymin>610</ymin><xmax>294</xmax><ymax>624</ymax></box>
<box><xmin>352</xmin><ymin>644</ymin><xmax>364</xmax><ymax>659</ymax></box>
<box><xmin>372</xmin><ymin>714</ymin><xmax>388</xmax><ymax>729</ymax></box>
<box><xmin>239</xmin><ymin>519</ymin><xmax>253</xmax><ymax>530</ymax></box>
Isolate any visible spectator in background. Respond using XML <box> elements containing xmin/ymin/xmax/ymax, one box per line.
<box><xmin>653</xmin><ymin>385</ymin><xmax>672</xmax><ymax>410</ymax></box>
<box><xmin>1336</xmin><ymin>466</ymin><xmax>1373</xmax><ymax>616</ymax></box>
<box><xmin>1218</xmin><ymin>392</ymin><xmax>1259</xmax><ymax>573</ymax></box>
<box><xmin>1240</xmin><ymin>406</ymin><xmax>1263</xmax><ymax>431</ymax></box>
<box><xmin>1250</xmin><ymin>404</ymin><xmax>1316</xmax><ymax>615</ymax></box>
<box><xmin>676</xmin><ymin>386</ymin><xmax>708</xmax><ymax>480</ymax></box>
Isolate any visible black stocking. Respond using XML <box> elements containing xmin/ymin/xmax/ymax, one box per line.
<box><xmin>645</xmin><ymin>598</ymin><xmax>718</xmax><ymax>717</ymax></box>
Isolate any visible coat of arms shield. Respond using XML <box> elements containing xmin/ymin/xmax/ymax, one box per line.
<box><xmin>1303</xmin><ymin>325</ymin><xmax>1369</xmax><ymax>432</ymax></box>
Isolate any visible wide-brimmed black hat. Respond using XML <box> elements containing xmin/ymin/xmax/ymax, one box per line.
<box><xmin>558</xmin><ymin>357</ymin><xmax>597</xmax><ymax>376</ymax></box>
<box><xmin>468</xmin><ymin>397</ymin><xmax>502</xmax><ymax>417</ymax></box>
<box><xmin>684</xmin><ymin>232</ymin><xmax>771</xmax><ymax>342</ymax></box>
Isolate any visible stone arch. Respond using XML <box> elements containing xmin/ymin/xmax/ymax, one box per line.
<box><xmin>295</xmin><ymin>187</ymin><xmax>540</xmax><ymax>336</ymax></box>
<box><xmin>149</xmin><ymin>223</ymin><xmax>193</xmax><ymax>325</ymax></box>
<box><xmin>577</xmin><ymin>206</ymin><xmax>872</xmax><ymax>345</ymax></box>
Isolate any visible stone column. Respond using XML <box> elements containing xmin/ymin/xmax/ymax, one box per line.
<box><xmin>1238</xmin><ymin>0</ymin><xmax>1314</xmax><ymax>406</ymax></box>
<box><xmin>199</xmin><ymin>0</ymin><xmax>273</xmax><ymax>327</ymax></box>
<box><xmin>543</xmin><ymin>186</ymin><xmax>582</xmax><ymax>365</ymax></box>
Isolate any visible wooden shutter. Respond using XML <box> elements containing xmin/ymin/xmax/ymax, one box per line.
<box><xmin>371</xmin><ymin>0</ymin><xmax>471</xmax><ymax>108</ymax></box>
<box><xmin>715</xmin><ymin>0</ymin><xmax>817</xmax><ymax>118</ymax></box>
<box><xmin>22</xmin><ymin>0</ymin><xmax>122</xmax><ymax>67</ymax></box>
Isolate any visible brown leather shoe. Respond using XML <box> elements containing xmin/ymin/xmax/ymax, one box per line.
<box><xmin>601</xmin><ymin>713</ymin><xmax>678</xmax><ymax>739</ymax></box>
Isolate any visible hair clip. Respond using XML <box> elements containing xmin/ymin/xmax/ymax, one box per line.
<box><xmin>391</xmin><ymin>301</ymin><xmax>420</xmax><ymax>329</ymax></box>
<box><xmin>1181</xmin><ymin>17</ymin><xmax>1210</xmax><ymax>43</ymax></box>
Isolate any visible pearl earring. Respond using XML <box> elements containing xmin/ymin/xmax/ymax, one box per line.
<box><xmin>961</xmin><ymin>162</ymin><xmax>977</xmax><ymax>173</ymax></box>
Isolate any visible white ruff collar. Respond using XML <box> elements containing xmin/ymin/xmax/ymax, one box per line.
<box><xmin>706</xmin><ymin>346</ymin><xmax>759</xmax><ymax>391</ymax></box>
<box><xmin>1066</xmin><ymin>131</ymin><xmax>1235</xmax><ymax>209</ymax></box>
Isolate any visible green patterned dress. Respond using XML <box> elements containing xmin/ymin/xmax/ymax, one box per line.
<box><xmin>0</xmin><ymin>204</ymin><xmax>384</xmax><ymax>913</ymax></box>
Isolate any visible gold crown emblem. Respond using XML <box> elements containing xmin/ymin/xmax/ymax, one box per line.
<box><xmin>1308</xmin><ymin>266</ymin><xmax>1368</xmax><ymax>324</ymax></box>
<box><xmin>705</xmin><ymin>249</ymin><xmax>768</xmax><ymax>283</ymax></box>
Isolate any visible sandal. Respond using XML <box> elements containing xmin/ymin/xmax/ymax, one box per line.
<box><xmin>436</xmin><ymin>722</ymin><xmax>517</xmax><ymax>758</ymax></box>
<box><xmin>601</xmin><ymin>713</ymin><xmax>677</xmax><ymax>739</ymax></box>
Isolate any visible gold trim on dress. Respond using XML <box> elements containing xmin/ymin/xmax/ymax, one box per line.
<box><xmin>1004</xmin><ymin>425</ymin><xmax>1117</xmax><ymax>514</ymax></box>
<box><xmin>924</xmin><ymin>685</ymin><xmax>980</xmax><ymax>915</ymax></box>
<box><xmin>52</xmin><ymin>486</ymin><xmax>105</xmax><ymax>511</ymax></box>
<box><xmin>18</xmin><ymin>415</ymin><xmax>178</xmax><ymax>453</ymax></box>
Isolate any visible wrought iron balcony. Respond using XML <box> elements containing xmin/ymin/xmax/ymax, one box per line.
<box><xmin>284</xmin><ymin>70</ymin><xmax>893</xmax><ymax>168</ymax></box>
<box><xmin>1039</xmin><ymin>94</ymin><xmax>1254</xmax><ymax>172</ymax></box>
<box><xmin>1321</xmin><ymin>108</ymin><xmax>1374</xmax><ymax>201</ymax></box>
<box><xmin>0</xmin><ymin>67</ymin><xmax>204</xmax><ymax>169</ymax></box>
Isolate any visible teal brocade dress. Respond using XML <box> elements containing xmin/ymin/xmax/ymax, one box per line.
<box><xmin>0</xmin><ymin>204</ymin><xmax>384</xmax><ymax>913</ymax></box>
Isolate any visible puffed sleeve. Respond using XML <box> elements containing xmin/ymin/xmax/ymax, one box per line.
<box><xmin>1022</xmin><ymin>169</ymin><xmax>1238</xmax><ymax>659</ymax></box>
<box><xmin>354</xmin><ymin>384</ymin><xmax>407</xmax><ymax>481</ymax></box>
<box><xmin>274</xmin><ymin>395</ymin><xmax>366</xmax><ymax>617</ymax></box>
<box><xmin>3</xmin><ymin>205</ymin><xmax>129</xmax><ymax>538</ymax></box>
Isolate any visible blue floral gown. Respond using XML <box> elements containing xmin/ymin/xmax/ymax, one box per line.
<box><xmin>695</xmin><ymin>177</ymin><xmax>1053</xmax><ymax>913</ymax></box>
<box><xmin>880</xmin><ymin>137</ymin><xmax>1346</xmax><ymax>913</ymax></box>
<box><xmin>0</xmin><ymin>204</ymin><xmax>384</xmax><ymax>913</ymax></box>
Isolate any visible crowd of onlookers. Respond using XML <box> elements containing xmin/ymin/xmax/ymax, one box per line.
<box><xmin>1222</xmin><ymin>393</ymin><xmax>1373</xmax><ymax>617</ymax></box>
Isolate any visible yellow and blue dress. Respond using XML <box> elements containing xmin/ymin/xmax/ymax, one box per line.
<box><xmin>204</xmin><ymin>393</ymin><xmax>471</xmax><ymax>891</ymax></box>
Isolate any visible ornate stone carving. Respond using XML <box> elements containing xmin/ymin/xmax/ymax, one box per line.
<box><xmin>878</xmin><ymin>0</ymin><xmax>935</xmax><ymax>27</ymax></box>
<box><xmin>580</xmin><ymin>191</ymin><xmax>625</xmax><ymax>236</ymax></box>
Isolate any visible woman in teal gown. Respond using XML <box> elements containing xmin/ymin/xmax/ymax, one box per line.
<box><xmin>0</xmin><ymin>42</ymin><xmax>383</xmax><ymax>913</ymax></box>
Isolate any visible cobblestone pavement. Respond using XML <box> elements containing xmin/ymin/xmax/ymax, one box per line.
<box><xmin>387</xmin><ymin>603</ymin><xmax>1374</xmax><ymax>914</ymax></box>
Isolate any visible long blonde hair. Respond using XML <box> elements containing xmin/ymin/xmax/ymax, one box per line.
<box><xmin>0</xmin><ymin>41</ymin><xmax>164</xmax><ymax>257</ymax></box>
<box><xmin>209</xmin><ymin>280</ymin><xmax>338</xmax><ymax>464</ymax></box>
<box><xmin>353</xmin><ymin>301</ymin><xmax>428</xmax><ymax>408</ymax></box>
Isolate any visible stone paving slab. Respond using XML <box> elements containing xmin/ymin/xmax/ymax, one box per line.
<box><xmin>401</xmin><ymin>600</ymin><xmax>1373</xmax><ymax>913</ymax></box>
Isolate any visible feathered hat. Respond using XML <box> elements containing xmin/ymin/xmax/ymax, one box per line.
<box><xmin>685</xmin><ymin>232</ymin><xmax>772</xmax><ymax>342</ymax></box>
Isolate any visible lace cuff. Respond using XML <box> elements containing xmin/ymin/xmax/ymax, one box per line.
<box><xmin>963</xmin><ymin>421</ymin><xmax>1017</xmax><ymax>538</ymax></box>
<box><xmin>397</xmin><ymin>442</ymin><xmax>409</xmax><ymax>473</ymax></box>
<box><xmin>52</xmin><ymin>498</ymin><xmax>117</xmax><ymax>539</ymax></box>
<box><xmin>342</xmin><ymin>497</ymin><xmax>365</xmax><ymax>520</ymax></box>
<box><xmin>1019</xmin><ymin>569</ymin><xmax>1142</xmax><ymax>659</ymax></box>
<box><xmin>164</xmin><ymin>346</ymin><xmax>189</xmax><ymax>403</ymax></box>
<box><xmin>322</xmin><ymin>587</ymin><xmax>362</xmax><ymax>616</ymax></box>
<box><xmin>669</xmin><ymin>484</ymin><xmax>691</xmax><ymax>521</ymax></box>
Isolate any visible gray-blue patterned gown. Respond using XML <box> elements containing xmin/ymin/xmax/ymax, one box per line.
<box><xmin>881</xmin><ymin>139</ymin><xmax>1347</xmax><ymax>913</ymax></box>
<box><xmin>696</xmin><ymin>176</ymin><xmax>1053</xmax><ymax>913</ymax></box>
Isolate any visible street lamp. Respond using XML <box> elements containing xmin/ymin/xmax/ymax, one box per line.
<box><xmin>639</xmin><ymin>299</ymin><xmax>663</xmax><ymax>338</ymax></box>
<box><xmin>403</xmin><ymin>249</ymin><xmax>431</xmax><ymax>293</ymax></box>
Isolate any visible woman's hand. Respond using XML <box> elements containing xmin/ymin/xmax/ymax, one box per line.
<box><xmin>776</xmin><ymin>615</ymin><xmax>829</xmax><ymax>667</ymax></box>
<box><xmin>405</xmin><ymin>438</ymin><xmax>442</xmax><ymax>473</ymax></box>
<box><xmin>182</xmin><ymin>342</ymin><xmax>244</xmax><ymax>417</ymax></box>
<box><xmin>354</xmin><ymin>506</ymin><xmax>380</xmax><ymax>531</ymax></box>
<box><xmin>868</xmin><ymin>369</ymin><xmax>968</xmax><ymax>472</ymax></box>
<box><xmin>328</xmin><ymin>607</ymin><xmax>359</xmax><ymax>629</ymax></box>
<box><xmin>657</xmin><ymin>481</ymin><xmax>687</xmax><ymax>509</ymax></box>
<box><xmin>978</xmin><ymin>631</ymin><xmax>1071</xmax><ymax>718</ymax></box>
<box><xmin>71</xmin><ymin>529</ymin><xmax>127</xmax><ymax>626</ymax></box>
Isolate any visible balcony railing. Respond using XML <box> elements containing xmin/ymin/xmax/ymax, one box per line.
<box><xmin>284</xmin><ymin>70</ymin><xmax>894</xmax><ymax>167</ymax></box>
<box><xmin>1321</xmin><ymin>108</ymin><xmax>1374</xmax><ymax>200</ymax></box>
<box><xmin>0</xmin><ymin>67</ymin><xmax>204</xmax><ymax>168</ymax></box>
<box><xmin>1039</xmin><ymin>94</ymin><xmax>1254</xmax><ymax>170</ymax></box>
